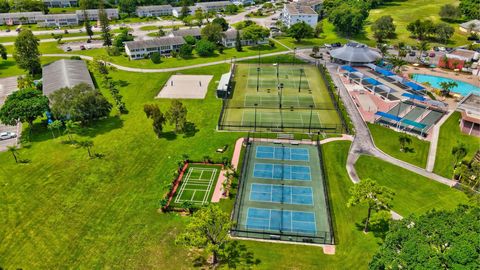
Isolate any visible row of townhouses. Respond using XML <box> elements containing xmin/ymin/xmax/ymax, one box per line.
<box><xmin>136</xmin><ymin>1</ymin><xmax>233</xmax><ymax>18</ymax></box>
<box><xmin>125</xmin><ymin>28</ymin><xmax>267</xmax><ymax>60</ymax></box>
<box><xmin>0</xmin><ymin>9</ymin><xmax>119</xmax><ymax>26</ymax></box>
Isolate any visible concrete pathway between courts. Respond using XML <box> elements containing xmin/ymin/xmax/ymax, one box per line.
<box><xmin>211</xmin><ymin>138</ymin><xmax>244</xmax><ymax>202</ymax></box>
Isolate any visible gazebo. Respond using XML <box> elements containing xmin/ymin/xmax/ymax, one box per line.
<box><xmin>330</xmin><ymin>43</ymin><xmax>381</xmax><ymax>65</ymax></box>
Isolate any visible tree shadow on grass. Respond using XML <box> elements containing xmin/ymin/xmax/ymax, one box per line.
<box><xmin>354</xmin><ymin>218</ymin><xmax>391</xmax><ymax>242</ymax></box>
<box><xmin>183</xmin><ymin>122</ymin><xmax>199</xmax><ymax>138</ymax></box>
<box><xmin>191</xmin><ymin>241</ymin><xmax>261</xmax><ymax>269</ymax></box>
<box><xmin>77</xmin><ymin>116</ymin><xmax>124</xmax><ymax>138</ymax></box>
<box><xmin>161</xmin><ymin>131</ymin><xmax>177</xmax><ymax>141</ymax></box>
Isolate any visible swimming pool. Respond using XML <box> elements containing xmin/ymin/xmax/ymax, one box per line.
<box><xmin>411</xmin><ymin>74</ymin><xmax>480</xmax><ymax>96</ymax></box>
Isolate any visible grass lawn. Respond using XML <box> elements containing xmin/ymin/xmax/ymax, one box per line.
<box><xmin>434</xmin><ymin>112</ymin><xmax>480</xmax><ymax>178</ymax></box>
<box><xmin>368</xmin><ymin>123</ymin><xmax>430</xmax><ymax>168</ymax></box>
<box><xmin>139</xmin><ymin>25</ymin><xmax>161</xmax><ymax>31</ymax></box>
<box><xmin>356</xmin><ymin>155</ymin><xmax>469</xmax><ymax>216</ymax></box>
<box><xmin>0</xmin><ymin>56</ymin><xmax>73</xmax><ymax>78</ymax></box>
<box><xmin>365</xmin><ymin>0</ymin><xmax>469</xmax><ymax>47</ymax></box>
<box><xmin>0</xmin><ymin>64</ymin><xmax>244</xmax><ymax>268</ymax></box>
<box><xmin>0</xmin><ymin>32</ymin><xmax>101</xmax><ymax>43</ymax></box>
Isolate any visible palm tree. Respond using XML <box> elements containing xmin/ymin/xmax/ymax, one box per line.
<box><xmin>388</xmin><ymin>56</ymin><xmax>408</xmax><ymax>72</ymax></box>
<box><xmin>439</xmin><ymin>81</ymin><xmax>458</xmax><ymax>96</ymax></box>
<box><xmin>64</xmin><ymin>120</ymin><xmax>80</xmax><ymax>142</ymax></box>
<box><xmin>7</xmin><ymin>145</ymin><xmax>19</xmax><ymax>163</ymax></box>
<box><xmin>398</xmin><ymin>134</ymin><xmax>412</xmax><ymax>152</ymax></box>
<box><xmin>78</xmin><ymin>140</ymin><xmax>94</xmax><ymax>158</ymax></box>
<box><xmin>47</xmin><ymin>120</ymin><xmax>63</xmax><ymax>138</ymax></box>
<box><xmin>377</xmin><ymin>43</ymin><xmax>389</xmax><ymax>58</ymax></box>
<box><xmin>451</xmin><ymin>143</ymin><xmax>467</xmax><ymax>168</ymax></box>
<box><xmin>418</xmin><ymin>41</ymin><xmax>429</xmax><ymax>63</ymax></box>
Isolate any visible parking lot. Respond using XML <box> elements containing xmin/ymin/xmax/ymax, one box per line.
<box><xmin>60</xmin><ymin>40</ymin><xmax>103</xmax><ymax>52</ymax></box>
<box><xmin>0</xmin><ymin>76</ymin><xmax>19</xmax><ymax>151</ymax></box>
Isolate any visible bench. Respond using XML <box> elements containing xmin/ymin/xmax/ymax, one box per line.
<box><xmin>216</xmin><ymin>144</ymin><xmax>228</xmax><ymax>153</ymax></box>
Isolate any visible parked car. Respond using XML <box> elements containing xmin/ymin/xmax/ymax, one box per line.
<box><xmin>86</xmin><ymin>44</ymin><xmax>92</xmax><ymax>50</ymax></box>
<box><xmin>422</xmin><ymin>52</ymin><xmax>428</xmax><ymax>57</ymax></box>
<box><xmin>65</xmin><ymin>46</ymin><xmax>72</xmax><ymax>52</ymax></box>
<box><xmin>409</xmin><ymin>51</ymin><xmax>416</xmax><ymax>56</ymax></box>
<box><xmin>411</xmin><ymin>46</ymin><xmax>418</xmax><ymax>50</ymax></box>
<box><xmin>5</xmin><ymin>29</ymin><xmax>10</xmax><ymax>32</ymax></box>
<box><xmin>446</xmin><ymin>47</ymin><xmax>454</xmax><ymax>52</ymax></box>
<box><xmin>324</xmin><ymin>43</ymin><xmax>332</xmax><ymax>49</ymax></box>
<box><xmin>433</xmin><ymin>46</ymin><xmax>439</xmax><ymax>51</ymax></box>
<box><xmin>332</xmin><ymin>42</ymin><xmax>342</xmax><ymax>48</ymax></box>
<box><xmin>80</xmin><ymin>45</ymin><xmax>86</xmax><ymax>50</ymax></box>
<box><xmin>438</xmin><ymin>47</ymin><xmax>446</xmax><ymax>51</ymax></box>
<box><xmin>429</xmin><ymin>52</ymin><xmax>436</xmax><ymax>57</ymax></box>
<box><xmin>0</xmin><ymin>132</ymin><xmax>17</xmax><ymax>140</ymax></box>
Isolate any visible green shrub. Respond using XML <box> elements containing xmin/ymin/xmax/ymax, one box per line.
<box><xmin>150</xmin><ymin>52</ymin><xmax>161</xmax><ymax>64</ymax></box>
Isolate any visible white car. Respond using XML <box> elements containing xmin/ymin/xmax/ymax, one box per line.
<box><xmin>0</xmin><ymin>131</ymin><xmax>16</xmax><ymax>140</ymax></box>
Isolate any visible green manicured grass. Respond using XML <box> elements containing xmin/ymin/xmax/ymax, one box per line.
<box><xmin>356</xmin><ymin>155</ymin><xmax>469</xmax><ymax>216</ymax></box>
<box><xmin>0</xmin><ymin>64</ymin><xmax>243</xmax><ymax>268</ymax></box>
<box><xmin>368</xmin><ymin>123</ymin><xmax>430</xmax><ymax>168</ymax></box>
<box><xmin>0</xmin><ymin>32</ymin><xmax>99</xmax><ymax>43</ymax></box>
<box><xmin>365</xmin><ymin>0</ymin><xmax>469</xmax><ymax>47</ymax></box>
<box><xmin>0</xmin><ymin>56</ymin><xmax>73</xmax><ymax>78</ymax></box>
<box><xmin>434</xmin><ymin>112</ymin><xmax>480</xmax><ymax>178</ymax></box>
<box><xmin>139</xmin><ymin>25</ymin><xmax>161</xmax><ymax>31</ymax></box>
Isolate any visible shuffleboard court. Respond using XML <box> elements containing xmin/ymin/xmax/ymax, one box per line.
<box><xmin>249</xmin><ymin>183</ymin><xmax>313</xmax><ymax>205</ymax></box>
<box><xmin>246</xmin><ymin>207</ymin><xmax>317</xmax><ymax>234</ymax></box>
<box><xmin>253</xmin><ymin>163</ymin><xmax>311</xmax><ymax>181</ymax></box>
<box><xmin>174</xmin><ymin>166</ymin><xmax>218</xmax><ymax>205</ymax></box>
<box><xmin>256</xmin><ymin>145</ymin><xmax>309</xmax><ymax>161</ymax></box>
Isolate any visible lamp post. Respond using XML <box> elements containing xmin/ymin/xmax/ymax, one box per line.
<box><xmin>298</xmin><ymin>68</ymin><xmax>303</xmax><ymax>92</ymax></box>
<box><xmin>254</xmin><ymin>103</ymin><xmax>258</xmax><ymax>132</ymax></box>
<box><xmin>308</xmin><ymin>104</ymin><xmax>314</xmax><ymax>133</ymax></box>
<box><xmin>256</xmin><ymin>67</ymin><xmax>260</xmax><ymax>92</ymax></box>
<box><xmin>292</xmin><ymin>47</ymin><xmax>296</xmax><ymax>66</ymax></box>
<box><xmin>279</xmin><ymin>82</ymin><xmax>284</xmax><ymax>109</ymax></box>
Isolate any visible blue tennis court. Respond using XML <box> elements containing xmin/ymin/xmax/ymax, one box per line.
<box><xmin>256</xmin><ymin>146</ymin><xmax>310</xmax><ymax>161</ymax></box>
<box><xmin>253</xmin><ymin>163</ymin><xmax>311</xmax><ymax>181</ymax></box>
<box><xmin>246</xmin><ymin>207</ymin><xmax>317</xmax><ymax>234</ymax></box>
<box><xmin>249</xmin><ymin>183</ymin><xmax>313</xmax><ymax>205</ymax></box>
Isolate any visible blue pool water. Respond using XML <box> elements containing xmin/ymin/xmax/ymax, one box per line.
<box><xmin>412</xmin><ymin>74</ymin><xmax>480</xmax><ymax>96</ymax></box>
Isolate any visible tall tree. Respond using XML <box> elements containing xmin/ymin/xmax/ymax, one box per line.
<box><xmin>82</xmin><ymin>8</ymin><xmax>94</xmax><ymax>40</ymax></box>
<box><xmin>435</xmin><ymin>23</ymin><xmax>455</xmax><ymax>44</ymax></box>
<box><xmin>235</xmin><ymin>30</ymin><xmax>242</xmax><ymax>52</ymax></box>
<box><xmin>166</xmin><ymin>100</ymin><xmax>188</xmax><ymax>133</ymax></box>
<box><xmin>328</xmin><ymin>3</ymin><xmax>368</xmax><ymax>36</ymax></box>
<box><xmin>371</xmin><ymin>15</ymin><xmax>396</xmax><ymax>42</ymax></box>
<box><xmin>459</xmin><ymin>0</ymin><xmax>480</xmax><ymax>20</ymax></box>
<box><xmin>0</xmin><ymin>88</ymin><xmax>49</xmax><ymax>128</ymax></box>
<box><xmin>287</xmin><ymin>21</ymin><xmax>314</xmax><ymax>42</ymax></box>
<box><xmin>194</xmin><ymin>8</ymin><xmax>204</xmax><ymax>27</ymax></box>
<box><xmin>176</xmin><ymin>204</ymin><xmax>234</xmax><ymax>266</ymax></box>
<box><xmin>398</xmin><ymin>134</ymin><xmax>412</xmax><ymax>152</ymax></box>
<box><xmin>98</xmin><ymin>2</ymin><xmax>112</xmax><ymax>47</ymax></box>
<box><xmin>347</xmin><ymin>178</ymin><xmax>394</xmax><ymax>232</ymax></box>
<box><xmin>439</xmin><ymin>4</ymin><xmax>461</xmax><ymax>20</ymax></box>
<box><xmin>13</xmin><ymin>29</ymin><xmax>41</xmax><ymax>75</ymax></box>
<box><xmin>144</xmin><ymin>104</ymin><xmax>166</xmax><ymax>137</ymax></box>
<box><xmin>212</xmin><ymin>17</ymin><xmax>229</xmax><ymax>31</ymax></box>
<box><xmin>370</xmin><ymin>205</ymin><xmax>480</xmax><ymax>269</ymax></box>
<box><xmin>49</xmin><ymin>83</ymin><xmax>112</xmax><ymax>123</ymax></box>
<box><xmin>0</xmin><ymin>44</ymin><xmax>7</xmax><ymax>60</ymax></box>
<box><xmin>0</xmin><ymin>0</ymin><xmax>10</xmax><ymax>13</ymax></box>
<box><xmin>118</xmin><ymin>0</ymin><xmax>136</xmax><ymax>16</ymax></box>
<box><xmin>451</xmin><ymin>143</ymin><xmax>468</xmax><ymax>168</ymax></box>
<box><xmin>241</xmin><ymin>24</ymin><xmax>270</xmax><ymax>45</ymax></box>
<box><xmin>180</xmin><ymin>0</ymin><xmax>190</xmax><ymax>18</ymax></box>
<box><xmin>201</xmin><ymin>23</ymin><xmax>224</xmax><ymax>44</ymax></box>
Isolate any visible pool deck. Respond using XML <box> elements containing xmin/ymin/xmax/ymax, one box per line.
<box><xmin>403</xmin><ymin>66</ymin><xmax>480</xmax><ymax>87</ymax></box>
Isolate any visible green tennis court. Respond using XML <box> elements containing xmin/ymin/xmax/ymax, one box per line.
<box><xmin>231</xmin><ymin>141</ymin><xmax>334</xmax><ymax>244</ymax></box>
<box><xmin>218</xmin><ymin>63</ymin><xmax>345</xmax><ymax>133</ymax></box>
<box><xmin>173</xmin><ymin>164</ymin><xmax>222</xmax><ymax>205</ymax></box>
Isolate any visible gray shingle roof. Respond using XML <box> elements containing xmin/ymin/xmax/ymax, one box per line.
<box><xmin>330</xmin><ymin>43</ymin><xmax>381</xmax><ymax>63</ymax></box>
<box><xmin>125</xmin><ymin>36</ymin><xmax>185</xmax><ymax>50</ymax></box>
<box><xmin>137</xmin><ymin>5</ymin><xmax>173</xmax><ymax>11</ymax></box>
<box><xmin>196</xmin><ymin>1</ymin><xmax>231</xmax><ymax>7</ymax></box>
<box><xmin>42</xmin><ymin>59</ymin><xmax>94</xmax><ymax>96</ymax></box>
<box><xmin>460</xmin><ymin>20</ymin><xmax>480</xmax><ymax>32</ymax></box>
<box><xmin>170</xmin><ymin>28</ymin><xmax>202</xmax><ymax>37</ymax></box>
<box><xmin>285</xmin><ymin>4</ymin><xmax>317</xmax><ymax>15</ymax></box>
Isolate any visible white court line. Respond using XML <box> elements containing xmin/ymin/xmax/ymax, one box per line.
<box><xmin>174</xmin><ymin>168</ymin><xmax>194</xmax><ymax>203</ymax></box>
<box><xmin>201</xmin><ymin>168</ymin><xmax>217</xmax><ymax>204</ymax></box>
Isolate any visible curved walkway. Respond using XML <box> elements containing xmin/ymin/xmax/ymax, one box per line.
<box><xmin>41</xmin><ymin>50</ymin><xmax>292</xmax><ymax>73</ymax></box>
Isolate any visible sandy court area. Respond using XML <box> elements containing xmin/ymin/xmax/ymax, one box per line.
<box><xmin>0</xmin><ymin>76</ymin><xmax>18</xmax><ymax>105</ymax></box>
<box><xmin>156</xmin><ymin>74</ymin><xmax>213</xmax><ymax>99</ymax></box>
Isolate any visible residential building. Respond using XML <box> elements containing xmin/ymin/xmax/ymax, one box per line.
<box><xmin>459</xmin><ymin>19</ymin><xmax>480</xmax><ymax>34</ymax></box>
<box><xmin>221</xmin><ymin>29</ymin><xmax>268</xmax><ymax>48</ymax></box>
<box><xmin>125</xmin><ymin>36</ymin><xmax>185</xmax><ymax>60</ymax></box>
<box><xmin>136</xmin><ymin>5</ymin><xmax>173</xmax><ymax>17</ymax></box>
<box><xmin>280</xmin><ymin>3</ymin><xmax>318</xmax><ymax>28</ymax></box>
<box><xmin>43</xmin><ymin>0</ymin><xmax>78</xmax><ymax>8</ymax></box>
<box><xmin>172</xmin><ymin>6</ymin><xmax>196</xmax><ymax>18</ymax></box>
<box><xmin>195</xmin><ymin>1</ymin><xmax>231</xmax><ymax>12</ymax></box>
<box><xmin>0</xmin><ymin>12</ymin><xmax>42</xmax><ymax>25</ymax></box>
<box><xmin>76</xmin><ymin>9</ymin><xmax>119</xmax><ymax>21</ymax></box>
<box><xmin>36</xmin><ymin>14</ymin><xmax>79</xmax><ymax>27</ymax></box>
<box><xmin>457</xmin><ymin>93</ymin><xmax>480</xmax><ymax>136</ymax></box>
<box><xmin>169</xmin><ymin>28</ymin><xmax>202</xmax><ymax>39</ymax></box>
<box><xmin>42</xmin><ymin>59</ymin><xmax>95</xmax><ymax>96</ymax></box>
